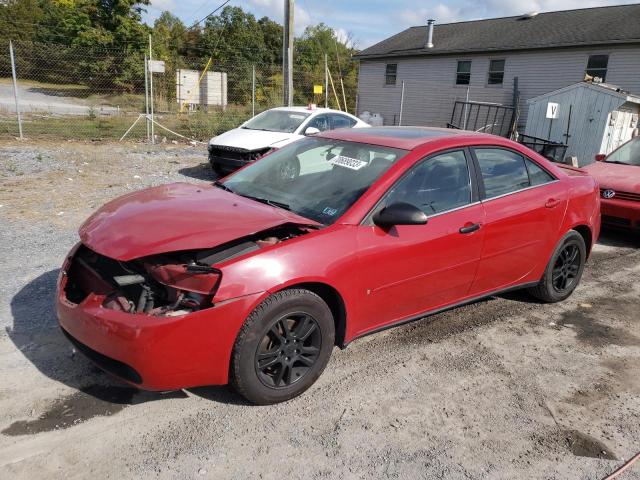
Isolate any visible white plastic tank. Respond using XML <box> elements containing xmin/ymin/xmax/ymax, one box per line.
<box><xmin>369</xmin><ymin>113</ymin><xmax>384</xmax><ymax>127</ymax></box>
<box><xmin>359</xmin><ymin>111</ymin><xmax>372</xmax><ymax>124</ymax></box>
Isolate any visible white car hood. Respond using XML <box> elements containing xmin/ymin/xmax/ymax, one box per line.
<box><xmin>210</xmin><ymin>128</ymin><xmax>297</xmax><ymax>151</ymax></box>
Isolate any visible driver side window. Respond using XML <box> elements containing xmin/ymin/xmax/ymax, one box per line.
<box><xmin>385</xmin><ymin>150</ymin><xmax>472</xmax><ymax>215</ymax></box>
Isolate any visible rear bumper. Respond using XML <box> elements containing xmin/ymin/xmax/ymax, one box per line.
<box><xmin>57</xmin><ymin>272</ymin><xmax>264</xmax><ymax>390</ymax></box>
<box><xmin>601</xmin><ymin>198</ymin><xmax>640</xmax><ymax>230</ymax></box>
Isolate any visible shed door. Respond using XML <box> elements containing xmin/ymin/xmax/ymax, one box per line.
<box><xmin>602</xmin><ymin>109</ymin><xmax>635</xmax><ymax>154</ymax></box>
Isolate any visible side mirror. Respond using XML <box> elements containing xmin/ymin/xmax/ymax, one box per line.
<box><xmin>304</xmin><ymin>126</ymin><xmax>320</xmax><ymax>136</ymax></box>
<box><xmin>373</xmin><ymin>202</ymin><xmax>428</xmax><ymax>227</ymax></box>
<box><xmin>595</xmin><ymin>154</ymin><xmax>606</xmax><ymax>162</ymax></box>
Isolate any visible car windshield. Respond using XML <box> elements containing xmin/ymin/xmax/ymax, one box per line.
<box><xmin>242</xmin><ymin>110</ymin><xmax>311</xmax><ymax>133</ymax></box>
<box><xmin>220</xmin><ymin>137</ymin><xmax>408</xmax><ymax>225</ymax></box>
<box><xmin>606</xmin><ymin>136</ymin><xmax>640</xmax><ymax>166</ymax></box>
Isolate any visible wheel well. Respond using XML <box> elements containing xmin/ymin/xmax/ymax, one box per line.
<box><xmin>283</xmin><ymin>282</ymin><xmax>347</xmax><ymax>347</ymax></box>
<box><xmin>573</xmin><ymin>225</ymin><xmax>593</xmax><ymax>257</ymax></box>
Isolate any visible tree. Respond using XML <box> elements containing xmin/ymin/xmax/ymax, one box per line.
<box><xmin>295</xmin><ymin>24</ymin><xmax>358</xmax><ymax>112</ymax></box>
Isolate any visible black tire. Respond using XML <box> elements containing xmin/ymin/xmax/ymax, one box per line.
<box><xmin>528</xmin><ymin>230</ymin><xmax>587</xmax><ymax>303</ymax></box>
<box><xmin>230</xmin><ymin>289</ymin><xmax>335</xmax><ymax>405</ymax></box>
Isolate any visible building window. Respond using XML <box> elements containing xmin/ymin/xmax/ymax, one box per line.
<box><xmin>488</xmin><ymin>59</ymin><xmax>505</xmax><ymax>85</ymax></box>
<box><xmin>385</xmin><ymin>64</ymin><xmax>397</xmax><ymax>85</ymax></box>
<box><xmin>456</xmin><ymin>61</ymin><xmax>471</xmax><ymax>85</ymax></box>
<box><xmin>586</xmin><ymin>55</ymin><xmax>608</xmax><ymax>81</ymax></box>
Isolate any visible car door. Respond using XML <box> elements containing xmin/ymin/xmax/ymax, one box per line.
<box><xmin>353</xmin><ymin>149</ymin><xmax>486</xmax><ymax>336</ymax></box>
<box><xmin>468</xmin><ymin>147</ymin><xmax>567</xmax><ymax>295</ymax></box>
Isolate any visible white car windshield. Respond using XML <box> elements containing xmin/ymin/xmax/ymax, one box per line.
<box><xmin>606</xmin><ymin>136</ymin><xmax>640</xmax><ymax>166</ymax></box>
<box><xmin>219</xmin><ymin>137</ymin><xmax>408</xmax><ymax>225</ymax></box>
<box><xmin>242</xmin><ymin>110</ymin><xmax>311</xmax><ymax>133</ymax></box>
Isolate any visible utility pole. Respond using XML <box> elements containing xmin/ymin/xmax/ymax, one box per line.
<box><xmin>283</xmin><ymin>0</ymin><xmax>294</xmax><ymax>106</ymax></box>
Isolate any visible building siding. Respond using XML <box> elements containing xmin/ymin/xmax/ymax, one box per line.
<box><xmin>357</xmin><ymin>45</ymin><xmax>640</xmax><ymax>131</ymax></box>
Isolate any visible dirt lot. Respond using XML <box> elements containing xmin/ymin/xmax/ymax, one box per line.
<box><xmin>0</xmin><ymin>140</ymin><xmax>639</xmax><ymax>480</ymax></box>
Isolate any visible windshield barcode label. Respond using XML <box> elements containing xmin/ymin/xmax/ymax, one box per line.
<box><xmin>328</xmin><ymin>155</ymin><xmax>367</xmax><ymax>171</ymax></box>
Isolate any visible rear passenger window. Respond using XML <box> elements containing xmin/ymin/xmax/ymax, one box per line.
<box><xmin>385</xmin><ymin>150</ymin><xmax>471</xmax><ymax>215</ymax></box>
<box><xmin>330</xmin><ymin>114</ymin><xmax>357</xmax><ymax>130</ymax></box>
<box><xmin>525</xmin><ymin>158</ymin><xmax>555</xmax><ymax>186</ymax></box>
<box><xmin>475</xmin><ymin>148</ymin><xmax>530</xmax><ymax>198</ymax></box>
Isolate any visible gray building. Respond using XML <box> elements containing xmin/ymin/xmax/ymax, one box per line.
<box><xmin>355</xmin><ymin>4</ymin><xmax>640</xmax><ymax>131</ymax></box>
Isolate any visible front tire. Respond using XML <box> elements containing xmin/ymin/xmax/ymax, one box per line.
<box><xmin>528</xmin><ymin>230</ymin><xmax>586</xmax><ymax>303</ymax></box>
<box><xmin>230</xmin><ymin>289</ymin><xmax>335</xmax><ymax>405</ymax></box>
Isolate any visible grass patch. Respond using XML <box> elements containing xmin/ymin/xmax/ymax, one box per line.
<box><xmin>0</xmin><ymin>106</ymin><xmax>255</xmax><ymax>142</ymax></box>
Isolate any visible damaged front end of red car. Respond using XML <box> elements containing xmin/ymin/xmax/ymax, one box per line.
<box><xmin>62</xmin><ymin>223</ymin><xmax>312</xmax><ymax>318</ymax></box>
<box><xmin>63</xmin><ymin>246</ymin><xmax>222</xmax><ymax>318</ymax></box>
<box><xmin>56</xmin><ymin>223</ymin><xmax>315</xmax><ymax>389</ymax></box>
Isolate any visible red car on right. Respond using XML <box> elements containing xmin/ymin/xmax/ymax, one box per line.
<box><xmin>584</xmin><ymin>136</ymin><xmax>640</xmax><ymax>232</ymax></box>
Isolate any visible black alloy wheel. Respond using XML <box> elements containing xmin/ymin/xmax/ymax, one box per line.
<box><xmin>528</xmin><ymin>230</ymin><xmax>586</xmax><ymax>303</ymax></box>
<box><xmin>255</xmin><ymin>313</ymin><xmax>321</xmax><ymax>388</ymax></box>
<box><xmin>230</xmin><ymin>289</ymin><xmax>335</xmax><ymax>405</ymax></box>
<box><xmin>552</xmin><ymin>243</ymin><xmax>581</xmax><ymax>293</ymax></box>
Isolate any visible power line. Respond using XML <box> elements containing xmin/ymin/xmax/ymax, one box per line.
<box><xmin>190</xmin><ymin>0</ymin><xmax>232</xmax><ymax>28</ymax></box>
<box><xmin>182</xmin><ymin>0</ymin><xmax>217</xmax><ymax>26</ymax></box>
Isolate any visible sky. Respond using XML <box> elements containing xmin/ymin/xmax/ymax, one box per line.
<box><xmin>142</xmin><ymin>0</ymin><xmax>639</xmax><ymax>49</ymax></box>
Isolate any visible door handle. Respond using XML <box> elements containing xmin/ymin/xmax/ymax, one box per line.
<box><xmin>459</xmin><ymin>223</ymin><xmax>481</xmax><ymax>234</ymax></box>
<box><xmin>545</xmin><ymin>198</ymin><xmax>561</xmax><ymax>208</ymax></box>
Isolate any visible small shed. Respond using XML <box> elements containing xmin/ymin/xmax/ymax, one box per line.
<box><xmin>524</xmin><ymin>82</ymin><xmax>640</xmax><ymax>166</ymax></box>
<box><xmin>176</xmin><ymin>69</ymin><xmax>228</xmax><ymax>109</ymax></box>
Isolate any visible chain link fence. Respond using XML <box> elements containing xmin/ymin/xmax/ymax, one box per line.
<box><xmin>0</xmin><ymin>39</ymin><xmax>334</xmax><ymax>142</ymax></box>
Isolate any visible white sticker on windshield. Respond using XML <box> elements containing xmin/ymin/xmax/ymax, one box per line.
<box><xmin>328</xmin><ymin>155</ymin><xmax>367</xmax><ymax>171</ymax></box>
<box><xmin>290</xmin><ymin>114</ymin><xmax>305</xmax><ymax>120</ymax></box>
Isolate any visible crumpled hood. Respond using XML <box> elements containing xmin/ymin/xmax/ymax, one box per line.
<box><xmin>79</xmin><ymin>182</ymin><xmax>317</xmax><ymax>261</ymax></box>
<box><xmin>210</xmin><ymin>128</ymin><xmax>298</xmax><ymax>151</ymax></box>
<box><xmin>583</xmin><ymin>162</ymin><xmax>640</xmax><ymax>191</ymax></box>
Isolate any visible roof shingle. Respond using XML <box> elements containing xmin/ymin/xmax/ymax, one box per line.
<box><xmin>356</xmin><ymin>4</ymin><xmax>640</xmax><ymax>59</ymax></box>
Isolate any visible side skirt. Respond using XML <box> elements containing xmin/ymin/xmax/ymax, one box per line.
<box><xmin>341</xmin><ymin>281</ymin><xmax>540</xmax><ymax>348</ymax></box>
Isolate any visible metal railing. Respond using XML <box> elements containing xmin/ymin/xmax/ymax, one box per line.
<box><xmin>517</xmin><ymin>133</ymin><xmax>568</xmax><ymax>163</ymax></box>
<box><xmin>448</xmin><ymin>100</ymin><xmax>516</xmax><ymax>138</ymax></box>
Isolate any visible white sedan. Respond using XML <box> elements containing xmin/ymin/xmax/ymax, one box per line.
<box><xmin>208</xmin><ymin>107</ymin><xmax>369</xmax><ymax>175</ymax></box>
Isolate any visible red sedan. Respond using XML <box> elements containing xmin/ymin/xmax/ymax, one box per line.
<box><xmin>584</xmin><ymin>136</ymin><xmax>640</xmax><ymax>232</ymax></box>
<box><xmin>57</xmin><ymin>127</ymin><xmax>600</xmax><ymax>404</ymax></box>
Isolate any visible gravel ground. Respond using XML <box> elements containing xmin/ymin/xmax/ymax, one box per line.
<box><xmin>0</xmin><ymin>140</ymin><xmax>639</xmax><ymax>480</ymax></box>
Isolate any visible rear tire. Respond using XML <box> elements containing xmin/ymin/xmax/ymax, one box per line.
<box><xmin>230</xmin><ymin>289</ymin><xmax>335</xmax><ymax>405</ymax></box>
<box><xmin>528</xmin><ymin>230</ymin><xmax>586</xmax><ymax>303</ymax></box>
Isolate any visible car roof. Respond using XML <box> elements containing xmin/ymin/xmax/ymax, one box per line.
<box><xmin>317</xmin><ymin>126</ymin><xmax>495</xmax><ymax>150</ymax></box>
<box><xmin>268</xmin><ymin>106</ymin><xmax>354</xmax><ymax>116</ymax></box>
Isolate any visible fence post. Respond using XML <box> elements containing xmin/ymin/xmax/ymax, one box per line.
<box><xmin>463</xmin><ymin>86</ymin><xmax>470</xmax><ymax>129</ymax></box>
<box><xmin>398</xmin><ymin>81</ymin><xmax>405</xmax><ymax>126</ymax></box>
<box><xmin>9</xmin><ymin>40</ymin><xmax>23</xmax><ymax>140</ymax></box>
<box><xmin>252</xmin><ymin>65</ymin><xmax>256</xmax><ymax>117</ymax></box>
<box><xmin>148</xmin><ymin>34</ymin><xmax>155</xmax><ymax>144</ymax></box>
<box><xmin>144</xmin><ymin>54</ymin><xmax>150</xmax><ymax>142</ymax></box>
